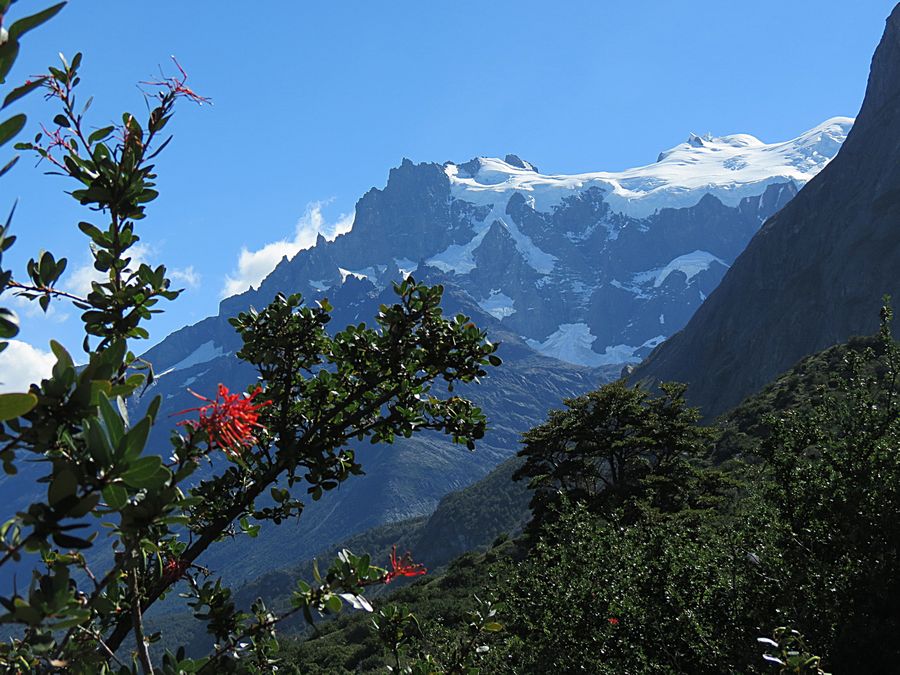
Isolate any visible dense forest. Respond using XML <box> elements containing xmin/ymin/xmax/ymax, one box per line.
<box><xmin>281</xmin><ymin>311</ymin><xmax>900</xmax><ymax>673</ymax></box>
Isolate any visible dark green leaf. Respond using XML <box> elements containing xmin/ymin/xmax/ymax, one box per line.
<box><xmin>0</xmin><ymin>307</ymin><xmax>19</xmax><ymax>339</ymax></box>
<box><xmin>7</xmin><ymin>3</ymin><xmax>67</xmax><ymax>40</ymax></box>
<box><xmin>2</xmin><ymin>77</ymin><xmax>45</xmax><ymax>109</ymax></box>
<box><xmin>0</xmin><ymin>41</ymin><xmax>21</xmax><ymax>84</ymax></box>
<box><xmin>0</xmin><ymin>155</ymin><xmax>18</xmax><ymax>178</ymax></box>
<box><xmin>0</xmin><ymin>113</ymin><xmax>26</xmax><ymax>147</ymax></box>
<box><xmin>87</xmin><ymin>125</ymin><xmax>114</xmax><ymax>145</ymax></box>
<box><xmin>98</xmin><ymin>392</ymin><xmax>124</xmax><ymax>445</ymax></box>
<box><xmin>102</xmin><ymin>483</ymin><xmax>128</xmax><ymax>510</ymax></box>
<box><xmin>52</xmin><ymin>532</ymin><xmax>91</xmax><ymax>549</ymax></box>
<box><xmin>326</xmin><ymin>594</ymin><xmax>342</xmax><ymax>614</ymax></box>
<box><xmin>122</xmin><ymin>416</ymin><xmax>151</xmax><ymax>461</ymax></box>
<box><xmin>48</xmin><ymin>466</ymin><xmax>77</xmax><ymax>505</ymax></box>
<box><xmin>122</xmin><ymin>455</ymin><xmax>170</xmax><ymax>490</ymax></box>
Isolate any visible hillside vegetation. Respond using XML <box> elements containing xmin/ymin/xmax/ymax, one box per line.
<box><xmin>278</xmin><ymin>307</ymin><xmax>900</xmax><ymax>673</ymax></box>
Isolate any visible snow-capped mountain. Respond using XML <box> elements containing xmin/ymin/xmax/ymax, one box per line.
<box><xmin>230</xmin><ymin>116</ymin><xmax>850</xmax><ymax>369</ymax></box>
<box><xmin>124</xmin><ymin>116</ymin><xmax>850</xmax><ymax>583</ymax></box>
<box><xmin>444</xmin><ymin>117</ymin><xmax>848</xmax><ymax>220</ymax></box>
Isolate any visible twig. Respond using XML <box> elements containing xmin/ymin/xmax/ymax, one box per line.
<box><xmin>78</xmin><ymin>626</ymin><xmax>126</xmax><ymax>668</ymax></box>
<box><xmin>128</xmin><ymin>550</ymin><xmax>154</xmax><ymax>675</ymax></box>
<box><xmin>6</xmin><ymin>279</ymin><xmax>88</xmax><ymax>305</ymax></box>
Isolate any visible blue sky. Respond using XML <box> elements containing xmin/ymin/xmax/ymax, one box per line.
<box><xmin>0</xmin><ymin>0</ymin><xmax>896</xmax><ymax>388</ymax></box>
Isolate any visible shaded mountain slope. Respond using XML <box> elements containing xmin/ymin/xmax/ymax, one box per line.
<box><xmin>632</xmin><ymin>4</ymin><xmax>900</xmax><ymax>417</ymax></box>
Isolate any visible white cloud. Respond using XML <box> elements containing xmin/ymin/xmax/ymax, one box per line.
<box><xmin>0</xmin><ymin>340</ymin><xmax>55</xmax><ymax>392</ymax></box>
<box><xmin>222</xmin><ymin>201</ymin><xmax>354</xmax><ymax>298</ymax></box>
<box><xmin>11</xmin><ymin>295</ymin><xmax>70</xmax><ymax>324</ymax></box>
<box><xmin>67</xmin><ymin>243</ymin><xmax>153</xmax><ymax>297</ymax></box>
<box><xmin>68</xmin><ymin>244</ymin><xmax>201</xmax><ymax>297</ymax></box>
<box><xmin>170</xmin><ymin>266</ymin><xmax>201</xmax><ymax>289</ymax></box>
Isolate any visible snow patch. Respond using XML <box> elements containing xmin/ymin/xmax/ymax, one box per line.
<box><xmin>478</xmin><ymin>290</ymin><xmax>516</xmax><ymax>320</ymax></box>
<box><xmin>525</xmin><ymin>324</ymin><xmax>668</xmax><ymax>367</ymax></box>
<box><xmin>426</xmin><ymin>232</ymin><xmax>486</xmax><ymax>275</ymax></box>
<box><xmin>525</xmin><ymin>323</ymin><xmax>628</xmax><ymax>367</ymax></box>
<box><xmin>632</xmin><ymin>250</ymin><xmax>728</xmax><ymax>288</ymax></box>
<box><xmin>426</xmin><ymin>204</ymin><xmax>556</xmax><ymax>276</ymax></box>
<box><xmin>182</xmin><ymin>369</ymin><xmax>209</xmax><ymax>389</ymax></box>
<box><xmin>165</xmin><ymin>341</ymin><xmax>225</xmax><ymax>374</ymax></box>
<box><xmin>610</xmin><ymin>278</ymin><xmax>650</xmax><ymax>299</ymax></box>
<box><xmin>394</xmin><ymin>258</ymin><xmax>418</xmax><ymax>279</ymax></box>
<box><xmin>641</xmin><ymin>335</ymin><xmax>666</xmax><ymax>350</ymax></box>
<box><xmin>338</xmin><ymin>267</ymin><xmax>368</xmax><ymax>283</ymax></box>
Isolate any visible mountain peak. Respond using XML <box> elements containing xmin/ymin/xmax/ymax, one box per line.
<box><xmin>442</xmin><ymin>118</ymin><xmax>850</xmax><ymax>220</ymax></box>
<box><xmin>503</xmin><ymin>154</ymin><xmax>539</xmax><ymax>172</ymax></box>
<box><xmin>855</xmin><ymin>4</ymin><xmax>900</xmax><ymax>124</ymax></box>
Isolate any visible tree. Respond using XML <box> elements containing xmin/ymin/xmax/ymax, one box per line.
<box><xmin>514</xmin><ymin>379</ymin><xmax>710</xmax><ymax>526</ymax></box>
<box><xmin>0</xmin><ymin>46</ymin><xmax>500</xmax><ymax>674</ymax></box>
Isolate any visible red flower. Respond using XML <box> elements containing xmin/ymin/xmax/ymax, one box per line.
<box><xmin>608</xmin><ymin>617</ymin><xmax>620</xmax><ymax>625</ymax></box>
<box><xmin>162</xmin><ymin>557</ymin><xmax>189</xmax><ymax>581</ymax></box>
<box><xmin>175</xmin><ymin>384</ymin><xmax>271</xmax><ymax>455</ymax></box>
<box><xmin>383</xmin><ymin>545</ymin><xmax>427</xmax><ymax>584</ymax></box>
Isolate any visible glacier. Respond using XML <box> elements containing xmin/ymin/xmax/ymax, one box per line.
<box><xmin>442</xmin><ymin>117</ymin><xmax>852</xmax><ymax>220</ymax></box>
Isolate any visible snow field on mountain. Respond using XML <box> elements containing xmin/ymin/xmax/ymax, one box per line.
<box><xmin>426</xmin><ymin>203</ymin><xmax>557</xmax><ymax>276</ymax></box>
<box><xmin>524</xmin><ymin>323</ymin><xmax>668</xmax><ymax>366</ymax></box>
<box><xmin>632</xmin><ymin>250</ymin><xmax>729</xmax><ymax>288</ymax></box>
<box><xmin>478</xmin><ymin>290</ymin><xmax>516</xmax><ymax>320</ymax></box>
<box><xmin>443</xmin><ymin>117</ymin><xmax>852</xmax><ymax>221</ymax></box>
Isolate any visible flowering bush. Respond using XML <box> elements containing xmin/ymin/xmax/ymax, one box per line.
<box><xmin>0</xmin><ymin>8</ymin><xmax>500</xmax><ymax>673</ymax></box>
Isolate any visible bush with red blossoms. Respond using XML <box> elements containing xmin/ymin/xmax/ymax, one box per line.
<box><xmin>0</xmin><ymin>9</ymin><xmax>501</xmax><ymax>673</ymax></box>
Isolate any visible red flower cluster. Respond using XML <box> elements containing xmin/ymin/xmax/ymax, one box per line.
<box><xmin>383</xmin><ymin>545</ymin><xmax>427</xmax><ymax>584</ymax></box>
<box><xmin>176</xmin><ymin>384</ymin><xmax>271</xmax><ymax>455</ymax></box>
<box><xmin>162</xmin><ymin>557</ymin><xmax>189</xmax><ymax>581</ymax></box>
<box><xmin>608</xmin><ymin>617</ymin><xmax>620</xmax><ymax>625</ymax></box>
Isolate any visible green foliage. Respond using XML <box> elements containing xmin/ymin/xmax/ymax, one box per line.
<box><xmin>0</xmin><ymin>1</ymin><xmax>67</xmax><ymax>364</ymax></box>
<box><xmin>515</xmin><ymin>379</ymin><xmax>712</xmax><ymax>527</ymax></box>
<box><xmin>12</xmin><ymin>52</ymin><xmax>183</xmax><ymax>350</ymax></box>
<box><xmin>2</xmin><ymin>5</ymin><xmax>897</xmax><ymax>672</ymax></box>
<box><xmin>758</xmin><ymin>627</ymin><xmax>830</xmax><ymax>674</ymax></box>
<box><xmin>750</xmin><ymin>302</ymin><xmax>900</xmax><ymax>672</ymax></box>
<box><xmin>492</xmin><ymin>495</ymin><xmax>779</xmax><ymax>673</ymax></box>
<box><xmin>289</xmin><ymin>303</ymin><xmax>900</xmax><ymax>673</ymax></box>
<box><xmin>281</xmin><ymin>543</ymin><xmax>513</xmax><ymax>674</ymax></box>
<box><xmin>0</xmin><ymin>41</ymin><xmax>500</xmax><ymax>674</ymax></box>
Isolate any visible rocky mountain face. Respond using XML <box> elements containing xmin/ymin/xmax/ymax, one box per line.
<box><xmin>128</xmin><ymin>116</ymin><xmax>850</xmax><ymax>582</ymax></box>
<box><xmin>631</xmin><ymin>5</ymin><xmax>900</xmax><ymax>419</ymax></box>
<box><xmin>221</xmin><ymin>118</ymin><xmax>848</xmax><ymax>368</ymax></box>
